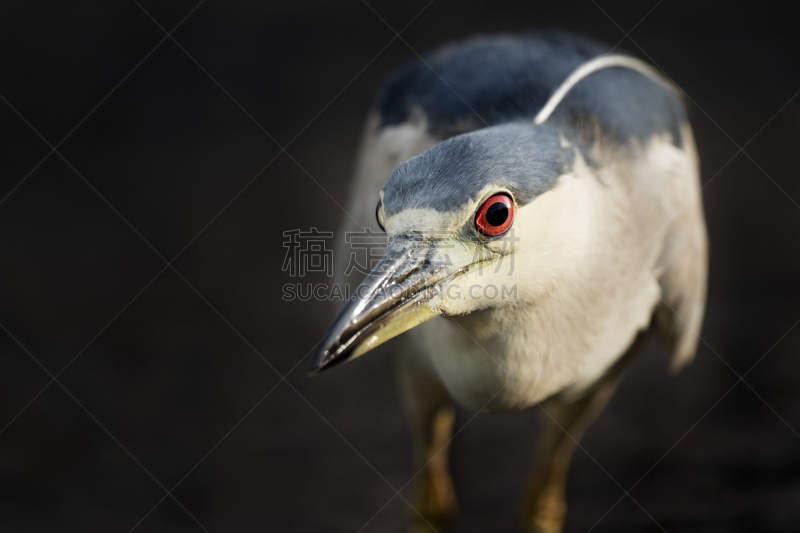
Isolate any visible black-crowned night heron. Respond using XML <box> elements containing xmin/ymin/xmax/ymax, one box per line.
<box><xmin>310</xmin><ymin>31</ymin><xmax>707</xmax><ymax>533</ymax></box>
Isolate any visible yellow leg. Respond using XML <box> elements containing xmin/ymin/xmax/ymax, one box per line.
<box><xmin>396</xmin><ymin>350</ymin><xmax>458</xmax><ymax>532</ymax></box>
<box><xmin>518</xmin><ymin>333</ymin><xmax>643</xmax><ymax>533</ymax></box>
<box><xmin>518</xmin><ymin>379</ymin><xmax>617</xmax><ymax>533</ymax></box>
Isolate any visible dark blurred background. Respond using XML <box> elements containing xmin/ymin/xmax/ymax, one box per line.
<box><xmin>1</xmin><ymin>1</ymin><xmax>799</xmax><ymax>532</ymax></box>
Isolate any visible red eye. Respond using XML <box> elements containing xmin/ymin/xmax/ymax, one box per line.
<box><xmin>475</xmin><ymin>193</ymin><xmax>514</xmax><ymax>236</ymax></box>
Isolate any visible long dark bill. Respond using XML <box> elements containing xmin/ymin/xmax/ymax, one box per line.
<box><xmin>309</xmin><ymin>235</ymin><xmax>464</xmax><ymax>375</ymax></box>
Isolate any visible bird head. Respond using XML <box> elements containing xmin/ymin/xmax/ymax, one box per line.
<box><xmin>309</xmin><ymin>122</ymin><xmax>576</xmax><ymax>375</ymax></box>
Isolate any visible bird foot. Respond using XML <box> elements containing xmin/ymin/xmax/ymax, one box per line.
<box><xmin>407</xmin><ymin>478</ymin><xmax>458</xmax><ymax>532</ymax></box>
<box><xmin>517</xmin><ymin>491</ymin><xmax>566</xmax><ymax>533</ymax></box>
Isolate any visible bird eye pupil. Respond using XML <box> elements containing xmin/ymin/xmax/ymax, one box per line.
<box><xmin>485</xmin><ymin>202</ymin><xmax>508</xmax><ymax>226</ymax></box>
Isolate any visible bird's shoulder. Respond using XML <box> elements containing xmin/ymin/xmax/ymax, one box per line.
<box><xmin>376</xmin><ymin>31</ymin><xmax>686</xmax><ymax>146</ymax></box>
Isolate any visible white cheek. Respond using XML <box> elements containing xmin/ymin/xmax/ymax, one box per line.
<box><xmin>437</xmin><ymin>243</ymin><xmax>519</xmax><ymax>315</ymax></box>
<box><xmin>512</xmin><ymin>167</ymin><xmax>600</xmax><ymax>292</ymax></box>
